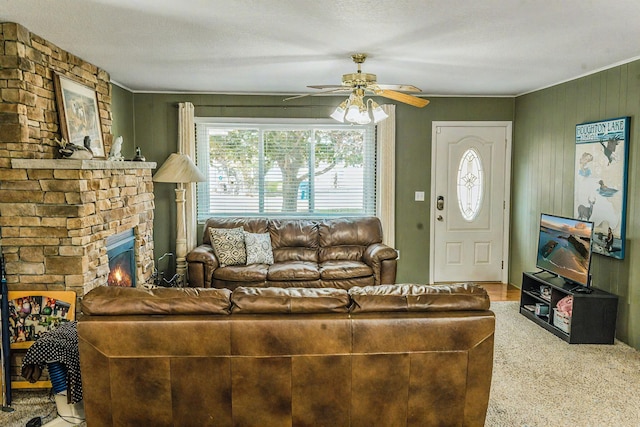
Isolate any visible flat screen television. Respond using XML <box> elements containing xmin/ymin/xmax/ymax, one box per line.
<box><xmin>536</xmin><ymin>213</ymin><xmax>594</xmax><ymax>288</ymax></box>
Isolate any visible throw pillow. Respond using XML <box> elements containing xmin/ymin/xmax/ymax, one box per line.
<box><xmin>209</xmin><ymin>227</ymin><xmax>247</xmax><ymax>267</ymax></box>
<box><xmin>244</xmin><ymin>231</ymin><xmax>274</xmax><ymax>265</ymax></box>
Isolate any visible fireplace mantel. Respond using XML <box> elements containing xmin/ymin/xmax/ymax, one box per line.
<box><xmin>11</xmin><ymin>159</ymin><xmax>156</xmax><ymax>170</ymax></box>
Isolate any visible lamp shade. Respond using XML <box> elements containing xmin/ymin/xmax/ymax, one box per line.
<box><xmin>330</xmin><ymin>100</ymin><xmax>348</xmax><ymax>122</ymax></box>
<box><xmin>370</xmin><ymin>101</ymin><xmax>389</xmax><ymax>123</ymax></box>
<box><xmin>153</xmin><ymin>153</ymin><xmax>206</xmax><ymax>183</ymax></box>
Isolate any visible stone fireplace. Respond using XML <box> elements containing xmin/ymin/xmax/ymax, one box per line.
<box><xmin>0</xmin><ymin>23</ymin><xmax>157</xmax><ymax>307</ymax></box>
<box><xmin>3</xmin><ymin>159</ymin><xmax>156</xmax><ymax>299</ymax></box>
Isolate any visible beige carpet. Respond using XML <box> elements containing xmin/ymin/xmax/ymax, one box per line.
<box><xmin>2</xmin><ymin>302</ymin><xmax>639</xmax><ymax>426</ymax></box>
<box><xmin>1</xmin><ymin>390</ymin><xmax>57</xmax><ymax>427</ymax></box>
<box><xmin>487</xmin><ymin>301</ymin><xmax>640</xmax><ymax>426</ymax></box>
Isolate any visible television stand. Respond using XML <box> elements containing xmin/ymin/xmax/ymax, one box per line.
<box><xmin>519</xmin><ymin>272</ymin><xmax>618</xmax><ymax>344</ymax></box>
<box><xmin>531</xmin><ymin>269</ymin><xmax>549</xmax><ymax>277</ymax></box>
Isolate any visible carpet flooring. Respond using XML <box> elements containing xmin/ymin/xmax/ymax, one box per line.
<box><xmin>2</xmin><ymin>301</ymin><xmax>639</xmax><ymax>426</ymax></box>
<box><xmin>487</xmin><ymin>301</ymin><xmax>640</xmax><ymax>426</ymax></box>
<box><xmin>1</xmin><ymin>389</ymin><xmax>57</xmax><ymax>427</ymax></box>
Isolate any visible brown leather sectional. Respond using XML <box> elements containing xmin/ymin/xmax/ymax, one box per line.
<box><xmin>186</xmin><ymin>216</ymin><xmax>398</xmax><ymax>289</ymax></box>
<box><xmin>78</xmin><ymin>283</ymin><xmax>495</xmax><ymax>426</ymax></box>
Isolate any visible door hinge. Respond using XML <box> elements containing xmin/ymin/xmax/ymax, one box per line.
<box><xmin>501</xmin><ymin>261</ymin><xmax>504</xmax><ymax>269</ymax></box>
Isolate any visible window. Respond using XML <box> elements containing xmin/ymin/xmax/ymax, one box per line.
<box><xmin>195</xmin><ymin>119</ymin><xmax>376</xmax><ymax>220</ymax></box>
<box><xmin>456</xmin><ymin>148</ymin><xmax>484</xmax><ymax>221</ymax></box>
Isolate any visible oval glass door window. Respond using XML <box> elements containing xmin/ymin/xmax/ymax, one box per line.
<box><xmin>457</xmin><ymin>148</ymin><xmax>484</xmax><ymax>221</ymax></box>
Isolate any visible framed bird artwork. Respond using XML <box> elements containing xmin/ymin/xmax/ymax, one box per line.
<box><xmin>574</xmin><ymin>117</ymin><xmax>630</xmax><ymax>259</ymax></box>
<box><xmin>54</xmin><ymin>72</ymin><xmax>106</xmax><ymax>158</ymax></box>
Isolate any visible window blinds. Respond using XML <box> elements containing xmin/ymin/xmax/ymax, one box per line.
<box><xmin>194</xmin><ymin>120</ymin><xmax>376</xmax><ymax>220</ymax></box>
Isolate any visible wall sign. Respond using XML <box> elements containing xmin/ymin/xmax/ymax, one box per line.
<box><xmin>574</xmin><ymin>117</ymin><xmax>630</xmax><ymax>259</ymax></box>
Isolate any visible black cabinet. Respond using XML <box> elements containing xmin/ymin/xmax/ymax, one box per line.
<box><xmin>519</xmin><ymin>271</ymin><xmax>618</xmax><ymax>344</ymax></box>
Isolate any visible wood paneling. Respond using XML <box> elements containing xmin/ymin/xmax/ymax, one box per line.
<box><xmin>513</xmin><ymin>59</ymin><xmax>640</xmax><ymax>349</ymax></box>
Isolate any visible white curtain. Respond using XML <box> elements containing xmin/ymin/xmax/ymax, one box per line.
<box><xmin>178</xmin><ymin>102</ymin><xmax>197</xmax><ymax>252</ymax></box>
<box><xmin>376</xmin><ymin>104</ymin><xmax>395</xmax><ymax>247</ymax></box>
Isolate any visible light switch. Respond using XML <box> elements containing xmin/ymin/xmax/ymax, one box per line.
<box><xmin>414</xmin><ymin>191</ymin><xmax>425</xmax><ymax>201</ymax></box>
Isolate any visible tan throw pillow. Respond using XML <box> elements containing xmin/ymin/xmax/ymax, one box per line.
<box><xmin>209</xmin><ymin>227</ymin><xmax>247</xmax><ymax>267</ymax></box>
<box><xmin>244</xmin><ymin>231</ymin><xmax>274</xmax><ymax>265</ymax></box>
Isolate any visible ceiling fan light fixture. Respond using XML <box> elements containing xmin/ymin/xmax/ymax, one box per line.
<box><xmin>330</xmin><ymin>100</ymin><xmax>348</xmax><ymax>122</ymax></box>
<box><xmin>344</xmin><ymin>103</ymin><xmax>362</xmax><ymax>123</ymax></box>
<box><xmin>369</xmin><ymin>100</ymin><xmax>389</xmax><ymax>123</ymax></box>
<box><xmin>355</xmin><ymin>110</ymin><xmax>372</xmax><ymax>125</ymax></box>
<box><xmin>330</xmin><ymin>89</ymin><xmax>388</xmax><ymax>124</ymax></box>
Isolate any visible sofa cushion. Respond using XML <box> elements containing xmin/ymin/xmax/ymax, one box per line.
<box><xmin>209</xmin><ymin>227</ymin><xmax>247</xmax><ymax>267</ymax></box>
<box><xmin>231</xmin><ymin>286</ymin><xmax>350</xmax><ymax>313</ymax></box>
<box><xmin>318</xmin><ymin>245</ymin><xmax>366</xmax><ymax>262</ymax></box>
<box><xmin>264</xmin><ymin>280</ymin><xmax>322</xmax><ymax>288</ymax></box>
<box><xmin>322</xmin><ymin>277</ymin><xmax>375</xmax><ymax>289</ymax></box>
<box><xmin>81</xmin><ymin>286</ymin><xmax>232</xmax><ymax>315</ymax></box>
<box><xmin>318</xmin><ymin>217</ymin><xmax>382</xmax><ymax>262</ymax></box>
<box><xmin>267</xmin><ymin>261</ymin><xmax>320</xmax><ymax>281</ymax></box>
<box><xmin>348</xmin><ymin>283</ymin><xmax>490</xmax><ymax>313</ymax></box>
<box><xmin>270</xmin><ymin>219</ymin><xmax>319</xmax><ymax>263</ymax></box>
<box><xmin>319</xmin><ymin>260</ymin><xmax>373</xmax><ymax>280</ymax></box>
<box><xmin>244</xmin><ymin>231</ymin><xmax>274</xmax><ymax>265</ymax></box>
<box><xmin>213</xmin><ymin>264</ymin><xmax>268</xmax><ymax>282</ymax></box>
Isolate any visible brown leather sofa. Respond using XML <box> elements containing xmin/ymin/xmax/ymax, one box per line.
<box><xmin>78</xmin><ymin>283</ymin><xmax>495</xmax><ymax>426</ymax></box>
<box><xmin>186</xmin><ymin>216</ymin><xmax>398</xmax><ymax>289</ymax></box>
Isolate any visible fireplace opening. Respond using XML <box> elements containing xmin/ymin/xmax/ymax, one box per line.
<box><xmin>105</xmin><ymin>229</ymin><xmax>136</xmax><ymax>287</ymax></box>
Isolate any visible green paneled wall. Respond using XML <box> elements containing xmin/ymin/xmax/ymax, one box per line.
<box><xmin>110</xmin><ymin>84</ymin><xmax>135</xmax><ymax>159</ymax></box>
<box><xmin>513</xmin><ymin>60</ymin><xmax>640</xmax><ymax>349</ymax></box>
<box><xmin>116</xmin><ymin>92</ymin><xmax>513</xmax><ymax>283</ymax></box>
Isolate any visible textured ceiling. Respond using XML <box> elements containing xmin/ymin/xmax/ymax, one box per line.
<box><xmin>2</xmin><ymin>0</ymin><xmax>640</xmax><ymax>96</ymax></box>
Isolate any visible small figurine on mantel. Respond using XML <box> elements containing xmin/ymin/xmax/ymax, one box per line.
<box><xmin>108</xmin><ymin>136</ymin><xmax>125</xmax><ymax>161</ymax></box>
<box><xmin>83</xmin><ymin>136</ymin><xmax>93</xmax><ymax>154</ymax></box>
<box><xmin>132</xmin><ymin>146</ymin><xmax>146</xmax><ymax>162</ymax></box>
<box><xmin>56</xmin><ymin>137</ymin><xmax>93</xmax><ymax>160</ymax></box>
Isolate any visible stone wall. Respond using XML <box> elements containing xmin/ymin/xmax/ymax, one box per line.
<box><xmin>0</xmin><ymin>22</ymin><xmax>112</xmax><ymax>160</ymax></box>
<box><xmin>0</xmin><ymin>23</ymin><xmax>156</xmax><ymax>298</ymax></box>
<box><xmin>3</xmin><ymin>160</ymin><xmax>156</xmax><ymax>296</ymax></box>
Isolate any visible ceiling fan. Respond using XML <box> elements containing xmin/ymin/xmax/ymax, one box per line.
<box><xmin>284</xmin><ymin>53</ymin><xmax>430</xmax><ymax>110</ymax></box>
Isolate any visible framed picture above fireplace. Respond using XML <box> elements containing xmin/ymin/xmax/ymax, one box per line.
<box><xmin>54</xmin><ymin>73</ymin><xmax>106</xmax><ymax>158</ymax></box>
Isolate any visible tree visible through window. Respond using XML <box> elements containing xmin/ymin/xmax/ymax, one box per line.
<box><xmin>195</xmin><ymin>120</ymin><xmax>376</xmax><ymax>219</ymax></box>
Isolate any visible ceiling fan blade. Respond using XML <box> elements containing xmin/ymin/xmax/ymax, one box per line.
<box><xmin>378</xmin><ymin>90</ymin><xmax>430</xmax><ymax>107</ymax></box>
<box><xmin>283</xmin><ymin>93</ymin><xmax>313</xmax><ymax>101</ymax></box>
<box><xmin>307</xmin><ymin>85</ymin><xmax>350</xmax><ymax>90</ymax></box>
<box><xmin>283</xmin><ymin>87</ymin><xmax>350</xmax><ymax>102</ymax></box>
<box><xmin>375</xmin><ymin>84</ymin><xmax>422</xmax><ymax>92</ymax></box>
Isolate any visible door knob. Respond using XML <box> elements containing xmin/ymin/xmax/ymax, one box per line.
<box><xmin>436</xmin><ymin>196</ymin><xmax>444</xmax><ymax>211</ymax></box>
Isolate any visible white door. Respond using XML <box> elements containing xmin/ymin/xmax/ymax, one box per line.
<box><xmin>430</xmin><ymin>122</ymin><xmax>512</xmax><ymax>283</ymax></box>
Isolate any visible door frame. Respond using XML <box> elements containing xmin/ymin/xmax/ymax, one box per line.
<box><xmin>429</xmin><ymin>121</ymin><xmax>513</xmax><ymax>284</ymax></box>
